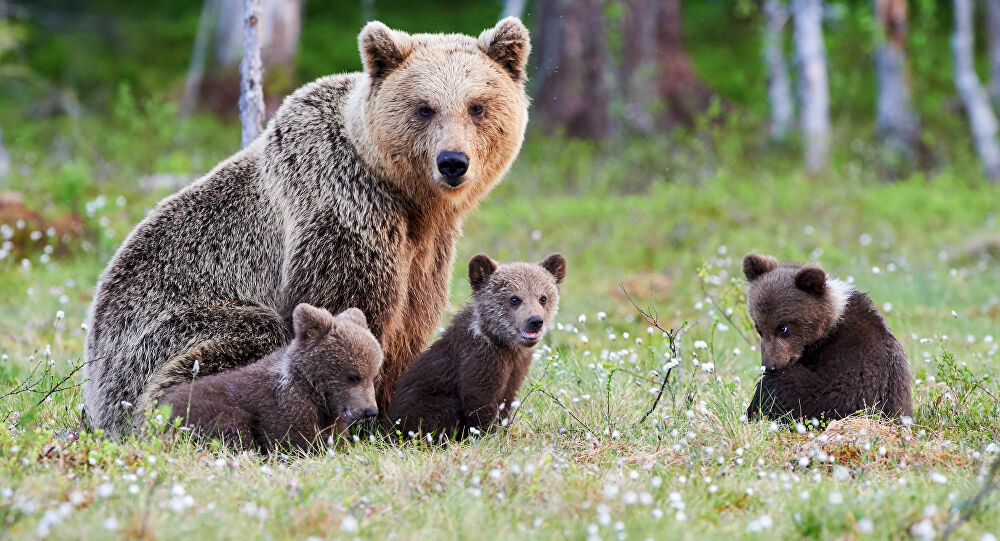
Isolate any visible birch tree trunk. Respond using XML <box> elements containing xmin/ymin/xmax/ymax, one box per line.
<box><xmin>953</xmin><ymin>0</ymin><xmax>1000</xmax><ymax>181</ymax></box>
<box><xmin>239</xmin><ymin>0</ymin><xmax>265</xmax><ymax>148</ymax></box>
<box><xmin>793</xmin><ymin>0</ymin><xmax>830</xmax><ymax>173</ymax></box>
<box><xmin>361</xmin><ymin>0</ymin><xmax>375</xmax><ymax>22</ymax></box>
<box><xmin>533</xmin><ymin>0</ymin><xmax>612</xmax><ymax>139</ymax></box>
<box><xmin>763</xmin><ymin>0</ymin><xmax>794</xmax><ymax>141</ymax></box>
<box><xmin>180</xmin><ymin>0</ymin><xmax>219</xmax><ymax>117</ymax></box>
<box><xmin>0</xmin><ymin>124</ymin><xmax>10</xmax><ymax>185</ymax></box>
<box><xmin>501</xmin><ymin>0</ymin><xmax>526</xmax><ymax>19</ymax></box>
<box><xmin>621</xmin><ymin>0</ymin><xmax>658</xmax><ymax>133</ymax></box>
<box><xmin>986</xmin><ymin>0</ymin><xmax>1000</xmax><ymax>105</ymax></box>
<box><xmin>872</xmin><ymin>0</ymin><xmax>921</xmax><ymax>155</ymax></box>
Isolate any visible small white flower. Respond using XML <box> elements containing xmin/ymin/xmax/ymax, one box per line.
<box><xmin>828</xmin><ymin>492</ymin><xmax>843</xmax><ymax>505</ymax></box>
<box><xmin>858</xmin><ymin>517</ymin><xmax>874</xmax><ymax>535</ymax></box>
<box><xmin>103</xmin><ymin>517</ymin><xmax>119</xmax><ymax>531</ymax></box>
<box><xmin>910</xmin><ymin>519</ymin><xmax>935</xmax><ymax>540</ymax></box>
<box><xmin>340</xmin><ymin>515</ymin><xmax>359</xmax><ymax>534</ymax></box>
<box><xmin>929</xmin><ymin>472</ymin><xmax>947</xmax><ymax>484</ymax></box>
<box><xmin>693</xmin><ymin>340</ymin><xmax>708</xmax><ymax>349</ymax></box>
<box><xmin>97</xmin><ymin>483</ymin><xmax>113</xmax><ymax>498</ymax></box>
<box><xmin>597</xmin><ymin>312</ymin><xmax>607</xmax><ymax>321</ymax></box>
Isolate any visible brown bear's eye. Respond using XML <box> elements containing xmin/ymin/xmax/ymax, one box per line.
<box><xmin>469</xmin><ymin>104</ymin><xmax>484</xmax><ymax>117</ymax></box>
<box><xmin>510</xmin><ymin>296</ymin><xmax>521</xmax><ymax>306</ymax></box>
<box><xmin>777</xmin><ymin>324</ymin><xmax>790</xmax><ymax>336</ymax></box>
<box><xmin>418</xmin><ymin>106</ymin><xmax>436</xmax><ymax>118</ymax></box>
<box><xmin>539</xmin><ymin>295</ymin><xmax>547</xmax><ymax>305</ymax></box>
<box><xmin>347</xmin><ymin>373</ymin><xmax>361</xmax><ymax>384</ymax></box>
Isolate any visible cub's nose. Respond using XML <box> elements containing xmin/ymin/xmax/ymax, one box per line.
<box><xmin>526</xmin><ymin>316</ymin><xmax>544</xmax><ymax>332</ymax></box>
<box><xmin>363</xmin><ymin>407</ymin><xmax>379</xmax><ymax>419</ymax></box>
<box><xmin>437</xmin><ymin>151</ymin><xmax>469</xmax><ymax>185</ymax></box>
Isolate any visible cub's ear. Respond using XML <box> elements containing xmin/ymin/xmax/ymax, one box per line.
<box><xmin>794</xmin><ymin>266</ymin><xmax>827</xmax><ymax>295</ymax></box>
<box><xmin>336</xmin><ymin>307</ymin><xmax>369</xmax><ymax>329</ymax></box>
<box><xmin>539</xmin><ymin>253</ymin><xmax>567</xmax><ymax>284</ymax></box>
<box><xmin>468</xmin><ymin>254</ymin><xmax>498</xmax><ymax>291</ymax></box>
<box><xmin>743</xmin><ymin>253</ymin><xmax>778</xmax><ymax>282</ymax></box>
<box><xmin>358</xmin><ymin>21</ymin><xmax>413</xmax><ymax>81</ymax></box>
<box><xmin>293</xmin><ymin>303</ymin><xmax>334</xmax><ymax>341</ymax></box>
<box><xmin>478</xmin><ymin>16</ymin><xmax>531</xmax><ymax>82</ymax></box>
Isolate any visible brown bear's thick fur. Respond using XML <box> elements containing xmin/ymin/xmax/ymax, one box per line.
<box><xmin>82</xmin><ymin>18</ymin><xmax>531</xmax><ymax>435</ymax></box>
<box><xmin>159</xmin><ymin>304</ymin><xmax>382</xmax><ymax>452</ymax></box>
<box><xmin>742</xmin><ymin>253</ymin><xmax>913</xmax><ymax>422</ymax></box>
<box><xmin>387</xmin><ymin>253</ymin><xmax>566</xmax><ymax>439</ymax></box>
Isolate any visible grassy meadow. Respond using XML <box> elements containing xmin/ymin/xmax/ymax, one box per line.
<box><xmin>1</xmin><ymin>112</ymin><xmax>999</xmax><ymax>539</ymax></box>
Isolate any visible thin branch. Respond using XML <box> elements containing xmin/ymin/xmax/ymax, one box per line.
<box><xmin>536</xmin><ymin>388</ymin><xmax>597</xmax><ymax>437</ymax></box>
<box><xmin>33</xmin><ymin>362</ymin><xmax>85</xmax><ymax>407</ymax></box>
<box><xmin>942</xmin><ymin>455</ymin><xmax>1000</xmax><ymax>540</ymax></box>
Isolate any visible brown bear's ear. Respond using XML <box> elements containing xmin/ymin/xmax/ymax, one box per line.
<box><xmin>468</xmin><ymin>254</ymin><xmax>498</xmax><ymax>291</ymax></box>
<box><xmin>358</xmin><ymin>21</ymin><xmax>413</xmax><ymax>81</ymax></box>
<box><xmin>478</xmin><ymin>17</ymin><xmax>531</xmax><ymax>82</ymax></box>
<box><xmin>293</xmin><ymin>303</ymin><xmax>334</xmax><ymax>341</ymax></box>
<box><xmin>794</xmin><ymin>266</ymin><xmax>827</xmax><ymax>295</ymax></box>
<box><xmin>336</xmin><ymin>307</ymin><xmax>369</xmax><ymax>329</ymax></box>
<box><xmin>538</xmin><ymin>253</ymin><xmax>567</xmax><ymax>284</ymax></box>
<box><xmin>743</xmin><ymin>253</ymin><xmax>778</xmax><ymax>282</ymax></box>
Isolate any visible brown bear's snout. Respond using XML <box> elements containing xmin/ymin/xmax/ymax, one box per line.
<box><xmin>363</xmin><ymin>406</ymin><xmax>379</xmax><ymax>418</ymax></box>
<box><xmin>526</xmin><ymin>315</ymin><xmax>543</xmax><ymax>332</ymax></box>
<box><xmin>437</xmin><ymin>151</ymin><xmax>469</xmax><ymax>185</ymax></box>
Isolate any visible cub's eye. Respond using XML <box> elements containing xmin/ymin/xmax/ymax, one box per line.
<box><xmin>347</xmin><ymin>374</ymin><xmax>361</xmax><ymax>384</ymax></box>
<box><xmin>509</xmin><ymin>296</ymin><xmax>521</xmax><ymax>306</ymax></box>
<box><xmin>417</xmin><ymin>106</ymin><xmax>436</xmax><ymax>118</ymax></box>
<box><xmin>539</xmin><ymin>295</ymin><xmax>547</xmax><ymax>305</ymax></box>
<box><xmin>777</xmin><ymin>324</ymin><xmax>790</xmax><ymax>336</ymax></box>
<box><xmin>469</xmin><ymin>104</ymin><xmax>484</xmax><ymax>116</ymax></box>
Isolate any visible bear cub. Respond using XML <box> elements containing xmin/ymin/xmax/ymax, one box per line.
<box><xmin>388</xmin><ymin>253</ymin><xmax>567</xmax><ymax>439</ymax></box>
<box><xmin>160</xmin><ymin>304</ymin><xmax>383</xmax><ymax>452</ymax></box>
<box><xmin>742</xmin><ymin>253</ymin><xmax>912</xmax><ymax>422</ymax></box>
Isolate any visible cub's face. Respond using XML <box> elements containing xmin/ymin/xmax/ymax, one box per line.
<box><xmin>354</xmin><ymin>18</ymin><xmax>530</xmax><ymax>205</ymax></box>
<box><xmin>469</xmin><ymin>253</ymin><xmax>567</xmax><ymax>348</ymax></box>
<box><xmin>742</xmin><ymin>254</ymin><xmax>839</xmax><ymax>372</ymax></box>
<box><xmin>289</xmin><ymin>305</ymin><xmax>383</xmax><ymax>423</ymax></box>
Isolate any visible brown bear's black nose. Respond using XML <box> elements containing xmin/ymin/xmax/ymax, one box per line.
<box><xmin>437</xmin><ymin>151</ymin><xmax>469</xmax><ymax>185</ymax></box>
<box><xmin>363</xmin><ymin>407</ymin><xmax>379</xmax><ymax>418</ymax></box>
<box><xmin>527</xmin><ymin>316</ymin><xmax>543</xmax><ymax>332</ymax></box>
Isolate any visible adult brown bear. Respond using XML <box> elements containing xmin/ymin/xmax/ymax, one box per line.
<box><xmin>83</xmin><ymin>18</ymin><xmax>531</xmax><ymax>435</ymax></box>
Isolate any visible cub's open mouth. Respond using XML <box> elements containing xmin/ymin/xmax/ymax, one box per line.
<box><xmin>519</xmin><ymin>330</ymin><xmax>540</xmax><ymax>341</ymax></box>
<box><xmin>341</xmin><ymin>409</ymin><xmax>359</xmax><ymax>422</ymax></box>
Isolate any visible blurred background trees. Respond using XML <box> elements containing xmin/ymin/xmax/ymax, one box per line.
<box><xmin>2</xmin><ymin>0</ymin><xmax>1000</xmax><ymax>181</ymax></box>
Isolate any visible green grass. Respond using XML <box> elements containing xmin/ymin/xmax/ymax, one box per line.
<box><xmin>1</xmin><ymin>116</ymin><xmax>999</xmax><ymax>539</ymax></box>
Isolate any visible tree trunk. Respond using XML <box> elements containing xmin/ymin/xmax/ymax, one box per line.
<box><xmin>533</xmin><ymin>0</ymin><xmax>612</xmax><ymax>139</ymax></box>
<box><xmin>986</xmin><ymin>0</ymin><xmax>1000</xmax><ymax>105</ymax></box>
<box><xmin>239</xmin><ymin>0</ymin><xmax>265</xmax><ymax>148</ymax></box>
<box><xmin>361</xmin><ymin>0</ymin><xmax>375</xmax><ymax>22</ymax></box>
<box><xmin>953</xmin><ymin>0</ymin><xmax>1000</xmax><ymax>181</ymax></box>
<box><xmin>0</xmin><ymin>123</ymin><xmax>9</xmax><ymax>185</ymax></box>
<box><xmin>180</xmin><ymin>0</ymin><xmax>219</xmax><ymax>117</ymax></box>
<box><xmin>793</xmin><ymin>0</ymin><xmax>830</xmax><ymax>173</ymax></box>
<box><xmin>763</xmin><ymin>0</ymin><xmax>795</xmax><ymax>141</ymax></box>
<box><xmin>621</xmin><ymin>0</ymin><xmax>658</xmax><ymax>133</ymax></box>
<box><xmin>655</xmin><ymin>0</ymin><xmax>713</xmax><ymax>126</ymax></box>
<box><xmin>501</xmin><ymin>0</ymin><xmax>526</xmax><ymax>19</ymax></box>
<box><xmin>872</xmin><ymin>0</ymin><xmax>921</xmax><ymax>155</ymax></box>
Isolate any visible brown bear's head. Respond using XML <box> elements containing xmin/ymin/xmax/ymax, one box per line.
<box><xmin>348</xmin><ymin>18</ymin><xmax>531</xmax><ymax>212</ymax></box>
<box><xmin>468</xmin><ymin>253</ymin><xmax>566</xmax><ymax>348</ymax></box>
<box><xmin>742</xmin><ymin>253</ymin><xmax>853</xmax><ymax>373</ymax></box>
<box><xmin>287</xmin><ymin>304</ymin><xmax>383</xmax><ymax>424</ymax></box>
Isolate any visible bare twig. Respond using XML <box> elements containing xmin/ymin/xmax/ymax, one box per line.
<box><xmin>536</xmin><ymin>388</ymin><xmax>596</xmax><ymax>437</ymax></box>
<box><xmin>33</xmin><ymin>362</ymin><xmax>84</xmax><ymax>407</ymax></box>
<box><xmin>942</xmin><ymin>455</ymin><xmax>1000</xmax><ymax>540</ymax></box>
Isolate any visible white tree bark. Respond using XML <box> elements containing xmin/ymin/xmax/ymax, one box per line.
<box><xmin>0</xmin><ymin>123</ymin><xmax>10</xmax><ymax>184</ymax></box>
<box><xmin>986</xmin><ymin>0</ymin><xmax>1000</xmax><ymax>105</ymax></box>
<box><xmin>793</xmin><ymin>0</ymin><xmax>830</xmax><ymax>173</ymax></box>
<box><xmin>362</xmin><ymin>0</ymin><xmax>375</xmax><ymax>22</ymax></box>
<box><xmin>872</xmin><ymin>0</ymin><xmax>920</xmax><ymax>154</ymax></box>
<box><xmin>953</xmin><ymin>0</ymin><xmax>1000</xmax><ymax>181</ymax></box>
<box><xmin>501</xmin><ymin>0</ymin><xmax>527</xmax><ymax>19</ymax></box>
<box><xmin>179</xmin><ymin>0</ymin><xmax>219</xmax><ymax>117</ymax></box>
<box><xmin>763</xmin><ymin>0</ymin><xmax>794</xmax><ymax>141</ymax></box>
<box><xmin>239</xmin><ymin>0</ymin><xmax>265</xmax><ymax>148</ymax></box>
<box><xmin>217</xmin><ymin>0</ymin><xmax>301</xmax><ymax>68</ymax></box>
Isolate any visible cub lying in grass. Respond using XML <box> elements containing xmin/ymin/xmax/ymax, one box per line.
<box><xmin>388</xmin><ymin>253</ymin><xmax>566</xmax><ymax>439</ymax></box>
<box><xmin>161</xmin><ymin>304</ymin><xmax>382</xmax><ymax>452</ymax></box>
<box><xmin>742</xmin><ymin>253</ymin><xmax>913</xmax><ymax>422</ymax></box>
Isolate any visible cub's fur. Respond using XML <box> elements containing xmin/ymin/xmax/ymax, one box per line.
<box><xmin>388</xmin><ymin>253</ymin><xmax>566</xmax><ymax>438</ymax></box>
<box><xmin>160</xmin><ymin>304</ymin><xmax>382</xmax><ymax>452</ymax></box>
<box><xmin>83</xmin><ymin>18</ymin><xmax>531</xmax><ymax>435</ymax></box>
<box><xmin>742</xmin><ymin>253</ymin><xmax>913</xmax><ymax>421</ymax></box>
